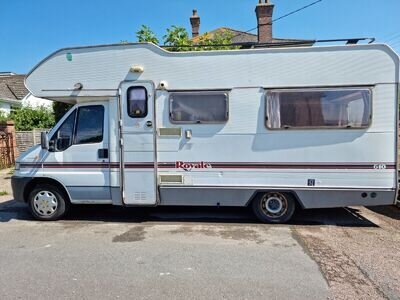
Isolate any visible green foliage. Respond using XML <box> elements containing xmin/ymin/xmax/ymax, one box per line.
<box><xmin>163</xmin><ymin>26</ymin><xmax>192</xmax><ymax>51</ymax></box>
<box><xmin>195</xmin><ymin>31</ymin><xmax>238</xmax><ymax>51</ymax></box>
<box><xmin>133</xmin><ymin>24</ymin><xmax>237</xmax><ymax>52</ymax></box>
<box><xmin>53</xmin><ymin>102</ymin><xmax>73</xmax><ymax>122</ymax></box>
<box><xmin>136</xmin><ymin>25</ymin><xmax>159</xmax><ymax>44</ymax></box>
<box><xmin>0</xmin><ymin>110</ymin><xmax>8</xmax><ymax>122</ymax></box>
<box><xmin>11</xmin><ymin>106</ymin><xmax>55</xmax><ymax>131</ymax></box>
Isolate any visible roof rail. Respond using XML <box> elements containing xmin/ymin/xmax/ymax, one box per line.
<box><xmin>314</xmin><ymin>37</ymin><xmax>376</xmax><ymax>44</ymax></box>
<box><xmin>160</xmin><ymin>37</ymin><xmax>376</xmax><ymax>50</ymax></box>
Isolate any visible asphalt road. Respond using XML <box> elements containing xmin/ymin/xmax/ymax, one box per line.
<box><xmin>0</xmin><ymin>202</ymin><xmax>331</xmax><ymax>300</ymax></box>
<box><xmin>1</xmin><ymin>199</ymin><xmax>400</xmax><ymax>300</ymax></box>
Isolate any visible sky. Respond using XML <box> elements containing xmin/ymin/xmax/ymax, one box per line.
<box><xmin>1</xmin><ymin>0</ymin><xmax>400</xmax><ymax>74</ymax></box>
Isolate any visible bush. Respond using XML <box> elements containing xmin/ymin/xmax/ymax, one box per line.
<box><xmin>53</xmin><ymin>102</ymin><xmax>73</xmax><ymax>122</ymax></box>
<box><xmin>11</xmin><ymin>106</ymin><xmax>55</xmax><ymax>131</ymax></box>
<box><xmin>0</xmin><ymin>111</ymin><xmax>8</xmax><ymax>122</ymax></box>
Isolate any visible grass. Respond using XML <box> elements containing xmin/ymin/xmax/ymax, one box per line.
<box><xmin>0</xmin><ymin>191</ymin><xmax>8</xmax><ymax>196</ymax></box>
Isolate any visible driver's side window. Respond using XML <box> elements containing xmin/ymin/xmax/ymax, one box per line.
<box><xmin>50</xmin><ymin>110</ymin><xmax>76</xmax><ymax>152</ymax></box>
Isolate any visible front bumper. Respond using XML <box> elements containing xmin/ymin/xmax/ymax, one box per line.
<box><xmin>11</xmin><ymin>176</ymin><xmax>32</xmax><ymax>202</ymax></box>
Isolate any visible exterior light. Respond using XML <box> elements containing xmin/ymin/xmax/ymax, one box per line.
<box><xmin>130</xmin><ymin>65</ymin><xmax>144</xmax><ymax>73</ymax></box>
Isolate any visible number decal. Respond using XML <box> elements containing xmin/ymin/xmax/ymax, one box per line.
<box><xmin>373</xmin><ymin>164</ymin><xmax>386</xmax><ymax>170</ymax></box>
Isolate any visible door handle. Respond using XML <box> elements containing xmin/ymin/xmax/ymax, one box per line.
<box><xmin>146</xmin><ymin>120</ymin><xmax>153</xmax><ymax>128</ymax></box>
<box><xmin>98</xmin><ymin>149</ymin><xmax>109</xmax><ymax>159</ymax></box>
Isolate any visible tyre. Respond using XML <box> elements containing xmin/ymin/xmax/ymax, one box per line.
<box><xmin>28</xmin><ymin>184</ymin><xmax>70</xmax><ymax>221</ymax></box>
<box><xmin>252</xmin><ymin>192</ymin><xmax>296</xmax><ymax>224</ymax></box>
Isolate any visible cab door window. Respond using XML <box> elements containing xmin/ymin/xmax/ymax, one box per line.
<box><xmin>50</xmin><ymin>110</ymin><xmax>76</xmax><ymax>151</ymax></box>
<box><xmin>49</xmin><ymin>105</ymin><xmax>104</xmax><ymax>152</ymax></box>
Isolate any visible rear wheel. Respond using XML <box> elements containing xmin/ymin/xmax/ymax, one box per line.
<box><xmin>28</xmin><ymin>184</ymin><xmax>70</xmax><ymax>221</ymax></box>
<box><xmin>252</xmin><ymin>192</ymin><xmax>296</xmax><ymax>224</ymax></box>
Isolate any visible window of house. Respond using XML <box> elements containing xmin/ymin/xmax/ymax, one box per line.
<box><xmin>128</xmin><ymin>86</ymin><xmax>148</xmax><ymax>118</ymax></box>
<box><xmin>169</xmin><ymin>92</ymin><xmax>229</xmax><ymax>124</ymax></box>
<box><xmin>74</xmin><ymin>105</ymin><xmax>104</xmax><ymax>144</ymax></box>
<box><xmin>266</xmin><ymin>88</ymin><xmax>371</xmax><ymax>129</ymax></box>
<box><xmin>50</xmin><ymin>109</ymin><xmax>76</xmax><ymax>151</ymax></box>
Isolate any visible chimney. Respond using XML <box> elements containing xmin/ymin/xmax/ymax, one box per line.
<box><xmin>190</xmin><ymin>9</ymin><xmax>200</xmax><ymax>38</ymax></box>
<box><xmin>255</xmin><ymin>0</ymin><xmax>274</xmax><ymax>43</ymax></box>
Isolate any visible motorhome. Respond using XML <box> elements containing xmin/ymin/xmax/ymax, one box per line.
<box><xmin>11</xmin><ymin>42</ymin><xmax>399</xmax><ymax>223</ymax></box>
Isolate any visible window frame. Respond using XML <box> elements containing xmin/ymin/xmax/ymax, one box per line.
<box><xmin>127</xmin><ymin>86</ymin><xmax>148</xmax><ymax>118</ymax></box>
<box><xmin>169</xmin><ymin>91</ymin><xmax>230</xmax><ymax>124</ymax></box>
<box><xmin>49</xmin><ymin>108</ymin><xmax>77</xmax><ymax>152</ymax></box>
<box><xmin>264</xmin><ymin>87</ymin><xmax>373</xmax><ymax>130</ymax></box>
<box><xmin>73</xmin><ymin>105</ymin><xmax>105</xmax><ymax>145</ymax></box>
<box><xmin>49</xmin><ymin>105</ymin><xmax>104</xmax><ymax>152</ymax></box>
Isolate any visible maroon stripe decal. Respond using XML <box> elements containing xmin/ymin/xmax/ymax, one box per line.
<box><xmin>125</xmin><ymin>163</ymin><xmax>154</xmax><ymax>169</ymax></box>
<box><xmin>20</xmin><ymin>162</ymin><xmax>396</xmax><ymax>170</ymax></box>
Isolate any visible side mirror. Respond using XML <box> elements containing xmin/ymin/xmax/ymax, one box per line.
<box><xmin>40</xmin><ymin>131</ymin><xmax>49</xmax><ymax>150</ymax></box>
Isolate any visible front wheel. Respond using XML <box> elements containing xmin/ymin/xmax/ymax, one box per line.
<box><xmin>28</xmin><ymin>184</ymin><xmax>70</xmax><ymax>221</ymax></box>
<box><xmin>252</xmin><ymin>192</ymin><xmax>296</xmax><ymax>224</ymax></box>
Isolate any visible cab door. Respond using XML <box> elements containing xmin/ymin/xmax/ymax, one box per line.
<box><xmin>119</xmin><ymin>81</ymin><xmax>157</xmax><ymax>205</ymax></box>
<box><xmin>43</xmin><ymin>102</ymin><xmax>110</xmax><ymax>203</ymax></box>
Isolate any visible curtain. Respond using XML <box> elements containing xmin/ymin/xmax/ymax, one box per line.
<box><xmin>267</xmin><ymin>92</ymin><xmax>281</xmax><ymax>128</ymax></box>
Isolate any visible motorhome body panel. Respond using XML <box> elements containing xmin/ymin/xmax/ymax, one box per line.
<box><xmin>155</xmin><ymin>84</ymin><xmax>397</xmax><ymax>187</ymax></box>
<box><xmin>20</xmin><ymin>43</ymin><xmax>399</xmax><ymax>209</ymax></box>
<box><xmin>154</xmin><ymin>86</ymin><xmax>397</xmax><ymax>207</ymax></box>
<box><xmin>25</xmin><ymin>43</ymin><xmax>398</xmax><ymax>99</ymax></box>
<box><xmin>158</xmin><ymin>187</ymin><xmax>395</xmax><ymax>208</ymax></box>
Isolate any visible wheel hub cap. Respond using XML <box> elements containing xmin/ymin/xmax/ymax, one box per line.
<box><xmin>261</xmin><ymin>193</ymin><xmax>288</xmax><ymax>218</ymax></box>
<box><xmin>33</xmin><ymin>191</ymin><xmax>58</xmax><ymax>216</ymax></box>
<box><xmin>266</xmin><ymin>197</ymin><xmax>283</xmax><ymax>214</ymax></box>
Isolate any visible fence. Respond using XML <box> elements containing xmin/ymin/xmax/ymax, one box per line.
<box><xmin>0</xmin><ymin>121</ymin><xmax>17</xmax><ymax>169</ymax></box>
<box><xmin>15</xmin><ymin>128</ymin><xmax>48</xmax><ymax>154</ymax></box>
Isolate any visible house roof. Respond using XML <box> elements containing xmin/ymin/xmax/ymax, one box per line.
<box><xmin>192</xmin><ymin>27</ymin><xmax>314</xmax><ymax>46</ymax></box>
<box><xmin>0</xmin><ymin>74</ymin><xmax>28</xmax><ymax>101</ymax></box>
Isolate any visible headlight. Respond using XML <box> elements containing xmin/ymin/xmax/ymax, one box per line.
<box><xmin>15</xmin><ymin>162</ymin><xmax>20</xmax><ymax>171</ymax></box>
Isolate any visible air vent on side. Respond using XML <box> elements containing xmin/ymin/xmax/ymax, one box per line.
<box><xmin>158</xmin><ymin>127</ymin><xmax>182</xmax><ymax>137</ymax></box>
<box><xmin>159</xmin><ymin>175</ymin><xmax>183</xmax><ymax>184</ymax></box>
<box><xmin>134</xmin><ymin>192</ymin><xmax>147</xmax><ymax>202</ymax></box>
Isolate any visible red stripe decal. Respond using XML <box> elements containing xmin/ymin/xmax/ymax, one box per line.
<box><xmin>20</xmin><ymin>162</ymin><xmax>396</xmax><ymax>170</ymax></box>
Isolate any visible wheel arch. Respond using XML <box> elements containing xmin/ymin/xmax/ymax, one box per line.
<box><xmin>23</xmin><ymin>177</ymin><xmax>71</xmax><ymax>203</ymax></box>
<box><xmin>246</xmin><ymin>189</ymin><xmax>305</xmax><ymax>209</ymax></box>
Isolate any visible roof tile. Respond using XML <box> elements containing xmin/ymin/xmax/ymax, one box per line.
<box><xmin>0</xmin><ymin>75</ymin><xmax>28</xmax><ymax>100</ymax></box>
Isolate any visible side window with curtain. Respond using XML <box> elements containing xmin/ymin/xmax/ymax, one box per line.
<box><xmin>74</xmin><ymin>105</ymin><xmax>104</xmax><ymax>144</ymax></box>
<box><xmin>266</xmin><ymin>89</ymin><xmax>371</xmax><ymax>129</ymax></box>
<box><xmin>128</xmin><ymin>86</ymin><xmax>148</xmax><ymax>118</ymax></box>
<box><xmin>169</xmin><ymin>92</ymin><xmax>229</xmax><ymax>124</ymax></box>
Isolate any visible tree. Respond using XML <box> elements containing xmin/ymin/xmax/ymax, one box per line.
<box><xmin>53</xmin><ymin>102</ymin><xmax>73</xmax><ymax>122</ymax></box>
<box><xmin>195</xmin><ymin>30</ymin><xmax>238</xmax><ymax>51</ymax></box>
<box><xmin>163</xmin><ymin>26</ymin><xmax>192</xmax><ymax>51</ymax></box>
<box><xmin>136</xmin><ymin>25</ymin><xmax>159</xmax><ymax>44</ymax></box>
<box><xmin>134</xmin><ymin>24</ymin><xmax>237</xmax><ymax>51</ymax></box>
<box><xmin>10</xmin><ymin>106</ymin><xmax>55</xmax><ymax>131</ymax></box>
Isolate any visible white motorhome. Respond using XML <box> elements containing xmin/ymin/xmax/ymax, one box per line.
<box><xmin>11</xmin><ymin>42</ymin><xmax>399</xmax><ymax>223</ymax></box>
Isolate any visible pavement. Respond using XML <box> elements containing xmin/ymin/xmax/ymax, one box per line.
<box><xmin>0</xmin><ymin>168</ymin><xmax>400</xmax><ymax>300</ymax></box>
